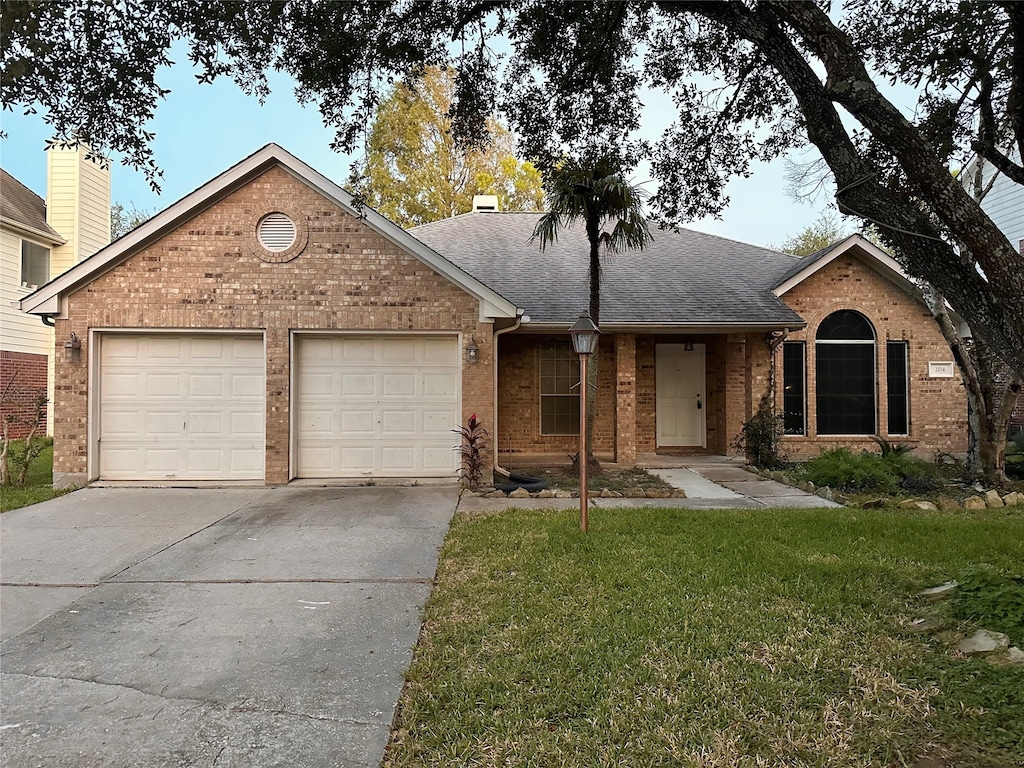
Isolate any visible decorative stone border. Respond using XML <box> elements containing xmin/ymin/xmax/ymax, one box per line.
<box><xmin>243</xmin><ymin>207</ymin><xmax>309</xmax><ymax>263</ymax></box>
<box><xmin>464</xmin><ymin>487</ymin><xmax>687</xmax><ymax>499</ymax></box>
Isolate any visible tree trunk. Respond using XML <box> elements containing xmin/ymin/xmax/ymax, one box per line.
<box><xmin>583</xmin><ymin>215</ymin><xmax>603</xmax><ymax>477</ymax></box>
<box><xmin>924</xmin><ymin>287</ymin><xmax>1020</xmax><ymax>483</ymax></box>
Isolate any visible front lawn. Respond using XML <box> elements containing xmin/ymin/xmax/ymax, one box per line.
<box><xmin>0</xmin><ymin>440</ymin><xmax>72</xmax><ymax>512</ymax></box>
<box><xmin>387</xmin><ymin>506</ymin><xmax>1024</xmax><ymax>767</ymax></box>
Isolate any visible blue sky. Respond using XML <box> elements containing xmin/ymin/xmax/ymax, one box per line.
<box><xmin>1</xmin><ymin>58</ymin><xmax>828</xmax><ymax>249</ymax></box>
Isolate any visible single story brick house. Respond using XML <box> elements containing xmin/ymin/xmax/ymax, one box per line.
<box><xmin>19</xmin><ymin>145</ymin><xmax>967</xmax><ymax>487</ymax></box>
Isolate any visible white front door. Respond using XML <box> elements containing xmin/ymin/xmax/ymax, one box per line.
<box><xmin>656</xmin><ymin>343</ymin><xmax>706</xmax><ymax>448</ymax></box>
<box><xmin>294</xmin><ymin>334</ymin><xmax>460</xmax><ymax>478</ymax></box>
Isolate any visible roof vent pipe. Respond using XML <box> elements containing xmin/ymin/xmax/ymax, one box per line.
<box><xmin>471</xmin><ymin>195</ymin><xmax>499</xmax><ymax>213</ymax></box>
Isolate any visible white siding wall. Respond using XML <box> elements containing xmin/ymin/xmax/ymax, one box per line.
<box><xmin>0</xmin><ymin>227</ymin><xmax>54</xmax><ymax>356</ymax></box>
<box><xmin>970</xmin><ymin>149</ymin><xmax>1024</xmax><ymax>251</ymax></box>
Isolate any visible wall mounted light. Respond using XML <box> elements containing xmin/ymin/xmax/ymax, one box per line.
<box><xmin>65</xmin><ymin>332</ymin><xmax>82</xmax><ymax>363</ymax></box>
<box><xmin>465</xmin><ymin>337</ymin><xmax>479</xmax><ymax>363</ymax></box>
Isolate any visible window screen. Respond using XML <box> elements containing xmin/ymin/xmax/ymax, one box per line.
<box><xmin>887</xmin><ymin>341</ymin><xmax>909</xmax><ymax>435</ymax></box>
<box><xmin>21</xmin><ymin>240</ymin><xmax>50</xmax><ymax>288</ymax></box>
<box><xmin>540</xmin><ymin>341</ymin><xmax>580</xmax><ymax>435</ymax></box>
<box><xmin>782</xmin><ymin>341</ymin><xmax>806</xmax><ymax>435</ymax></box>
<box><xmin>816</xmin><ymin>311</ymin><xmax>876</xmax><ymax>435</ymax></box>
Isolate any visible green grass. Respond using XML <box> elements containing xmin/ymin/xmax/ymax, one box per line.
<box><xmin>0</xmin><ymin>440</ymin><xmax>72</xmax><ymax>512</ymax></box>
<box><xmin>387</xmin><ymin>506</ymin><xmax>1024</xmax><ymax>767</ymax></box>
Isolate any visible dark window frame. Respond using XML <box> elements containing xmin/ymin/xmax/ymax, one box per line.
<box><xmin>815</xmin><ymin>311</ymin><xmax>878</xmax><ymax>436</ymax></box>
<box><xmin>539</xmin><ymin>340</ymin><xmax>581</xmax><ymax>436</ymax></box>
<box><xmin>886</xmin><ymin>341</ymin><xmax>910</xmax><ymax>435</ymax></box>
<box><xmin>782</xmin><ymin>341</ymin><xmax>806</xmax><ymax>436</ymax></box>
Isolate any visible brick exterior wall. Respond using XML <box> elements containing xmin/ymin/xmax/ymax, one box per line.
<box><xmin>775</xmin><ymin>255</ymin><xmax>967</xmax><ymax>459</ymax></box>
<box><xmin>54</xmin><ymin>166</ymin><xmax>494</xmax><ymax>484</ymax></box>
<box><xmin>0</xmin><ymin>350</ymin><xmax>48</xmax><ymax>438</ymax></box>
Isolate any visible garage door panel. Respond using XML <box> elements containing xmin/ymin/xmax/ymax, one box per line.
<box><xmin>99</xmin><ymin>335</ymin><xmax>265</xmax><ymax>481</ymax></box>
<box><xmin>295</xmin><ymin>335</ymin><xmax>459</xmax><ymax>478</ymax></box>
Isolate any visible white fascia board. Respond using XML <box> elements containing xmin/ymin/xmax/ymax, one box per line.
<box><xmin>516</xmin><ymin>321</ymin><xmax>807</xmax><ymax>334</ymax></box>
<box><xmin>20</xmin><ymin>143</ymin><xmax>520</xmax><ymax>323</ymax></box>
<box><xmin>773</xmin><ymin>234</ymin><xmax>913</xmax><ymax>297</ymax></box>
<box><xmin>1</xmin><ymin>217</ymin><xmax>67</xmax><ymax>246</ymax></box>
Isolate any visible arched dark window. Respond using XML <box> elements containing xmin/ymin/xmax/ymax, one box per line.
<box><xmin>816</xmin><ymin>310</ymin><xmax>876</xmax><ymax>435</ymax></box>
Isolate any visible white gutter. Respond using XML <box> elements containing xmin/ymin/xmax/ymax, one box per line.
<box><xmin>492</xmin><ymin>312</ymin><xmax>529</xmax><ymax>479</ymax></box>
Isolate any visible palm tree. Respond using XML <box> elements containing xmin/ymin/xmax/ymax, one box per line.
<box><xmin>532</xmin><ymin>154</ymin><xmax>652</xmax><ymax>474</ymax></box>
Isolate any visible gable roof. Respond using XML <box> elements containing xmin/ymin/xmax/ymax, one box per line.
<box><xmin>19</xmin><ymin>144</ymin><xmax>519</xmax><ymax>321</ymax></box>
<box><xmin>773</xmin><ymin>233</ymin><xmax>917</xmax><ymax>296</ymax></box>
<box><xmin>412</xmin><ymin>212</ymin><xmax>807</xmax><ymax>330</ymax></box>
<box><xmin>0</xmin><ymin>169</ymin><xmax>65</xmax><ymax>244</ymax></box>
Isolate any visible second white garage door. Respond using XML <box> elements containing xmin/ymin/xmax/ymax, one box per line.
<box><xmin>294</xmin><ymin>335</ymin><xmax>460</xmax><ymax>478</ymax></box>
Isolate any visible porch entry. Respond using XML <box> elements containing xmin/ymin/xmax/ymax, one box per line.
<box><xmin>656</xmin><ymin>343</ymin><xmax>707</xmax><ymax>448</ymax></box>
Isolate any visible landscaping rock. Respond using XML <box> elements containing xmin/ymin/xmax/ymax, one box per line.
<box><xmin>963</xmin><ymin>495</ymin><xmax>987</xmax><ymax>510</ymax></box>
<box><xmin>624</xmin><ymin>486</ymin><xmax>646</xmax><ymax>498</ymax></box>
<box><xmin>919</xmin><ymin>581</ymin><xmax>958</xmax><ymax>601</ymax></box>
<box><xmin>508</xmin><ymin>487</ymin><xmax>531</xmax><ymax>499</ymax></box>
<box><xmin>908</xmin><ymin>616</ymin><xmax>944</xmax><ymax>633</ymax></box>
<box><xmin>645</xmin><ymin>488</ymin><xmax>671</xmax><ymax>499</ymax></box>
<box><xmin>1003</xmin><ymin>491</ymin><xmax>1024</xmax><ymax>507</ymax></box>
<box><xmin>861</xmin><ymin>498</ymin><xmax>888</xmax><ymax>508</ymax></box>
<box><xmin>485</xmin><ymin>490</ymin><xmax>506</xmax><ymax>498</ymax></box>
<box><xmin>900</xmin><ymin>499</ymin><xmax>938</xmax><ymax>511</ymax></box>
<box><xmin>987</xmin><ymin>646</ymin><xmax>1024</xmax><ymax>668</ymax></box>
<box><xmin>936</xmin><ymin>496</ymin><xmax>962</xmax><ymax>512</ymax></box>
<box><xmin>957</xmin><ymin>629</ymin><xmax>1010</xmax><ymax>656</ymax></box>
<box><xmin>670</xmin><ymin>489</ymin><xmax>687</xmax><ymax>498</ymax></box>
<box><xmin>534</xmin><ymin>489</ymin><xmax>554</xmax><ymax>498</ymax></box>
<box><xmin>599</xmin><ymin>488</ymin><xmax>623</xmax><ymax>498</ymax></box>
<box><xmin>984</xmin><ymin>489</ymin><xmax>1005</xmax><ymax>508</ymax></box>
<box><xmin>553</xmin><ymin>490</ymin><xmax>574</xmax><ymax>499</ymax></box>
<box><xmin>816</xmin><ymin>487</ymin><xmax>836</xmax><ymax>502</ymax></box>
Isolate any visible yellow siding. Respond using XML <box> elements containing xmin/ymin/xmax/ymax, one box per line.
<box><xmin>47</xmin><ymin>145</ymin><xmax>110</xmax><ymax>273</ymax></box>
<box><xmin>0</xmin><ymin>227</ymin><xmax>54</xmax><ymax>356</ymax></box>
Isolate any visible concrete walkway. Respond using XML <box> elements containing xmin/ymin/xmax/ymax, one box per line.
<box><xmin>459</xmin><ymin>455</ymin><xmax>839</xmax><ymax>514</ymax></box>
<box><xmin>0</xmin><ymin>485</ymin><xmax>458</xmax><ymax>768</ymax></box>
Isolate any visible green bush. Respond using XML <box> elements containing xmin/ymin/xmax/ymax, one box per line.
<box><xmin>949</xmin><ymin>564</ymin><xmax>1024</xmax><ymax>644</ymax></box>
<box><xmin>799</xmin><ymin>446</ymin><xmax>941</xmax><ymax>495</ymax></box>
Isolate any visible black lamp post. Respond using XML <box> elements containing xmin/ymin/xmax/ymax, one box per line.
<box><xmin>568</xmin><ymin>312</ymin><xmax>600</xmax><ymax>532</ymax></box>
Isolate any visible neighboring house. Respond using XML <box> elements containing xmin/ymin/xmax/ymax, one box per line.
<box><xmin>19</xmin><ymin>144</ymin><xmax>966</xmax><ymax>487</ymax></box>
<box><xmin>961</xmin><ymin>150</ymin><xmax>1024</xmax><ymax>437</ymax></box>
<box><xmin>1</xmin><ymin>148</ymin><xmax>110</xmax><ymax>437</ymax></box>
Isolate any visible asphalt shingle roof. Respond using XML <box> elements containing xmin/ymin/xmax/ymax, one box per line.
<box><xmin>412</xmin><ymin>212</ymin><xmax>806</xmax><ymax>327</ymax></box>
<box><xmin>0</xmin><ymin>169</ymin><xmax>62</xmax><ymax>241</ymax></box>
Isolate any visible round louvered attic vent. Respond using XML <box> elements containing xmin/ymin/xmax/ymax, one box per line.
<box><xmin>257</xmin><ymin>212</ymin><xmax>297</xmax><ymax>252</ymax></box>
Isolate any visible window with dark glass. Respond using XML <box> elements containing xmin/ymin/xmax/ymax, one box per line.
<box><xmin>815</xmin><ymin>310</ymin><xmax>876</xmax><ymax>435</ymax></box>
<box><xmin>782</xmin><ymin>341</ymin><xmax>806</xmax><ymax>435</ymax></box>
<box><xmin>887</xmin><ymin>341</ymin><xmax>909</xmax><ymax>435</ymax></box>
<box><xmin>540</xmin><ymin>341</ymin><xmax>580</xmax><ymax>435</ymax></box>
<box><xmin>21</xmin><ymin>240</ymin><xmax>50</xmax><ymax>288</ymax></box>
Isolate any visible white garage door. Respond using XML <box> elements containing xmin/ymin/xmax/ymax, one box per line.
<box><xmin>295</xmin><ymin>335</ymin><xmax>460</xmax><ymax>478</ymax></box>
<box><xmin>99</xmin><ymin>335</ymin><xmax>265</xmax><ymax>480</ymax></box>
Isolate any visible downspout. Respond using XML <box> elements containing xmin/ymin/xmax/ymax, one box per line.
<box><xmin>492</xmin><ymin>311</ymin><xmax>529</xmax><ymax>479</ymax></box>
<box><xmin>41</xmin><ymin>316</ymin><xmax>56</xmax><ymax>327</ymax></box>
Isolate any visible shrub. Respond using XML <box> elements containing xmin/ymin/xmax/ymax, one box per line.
<box><xmin>799</xmin><ymin>446</ymin><xmax>942</xmax><ymax>495</ymax></box>
<box><xmin>800</xmin><ymin>448</ymin><xmax>899</xmax><ymax>494</ymax></box>
<box><xmin>733</xmin><ymin>402</ymin><xmax>786</xmax><ymax>470</ymax></box>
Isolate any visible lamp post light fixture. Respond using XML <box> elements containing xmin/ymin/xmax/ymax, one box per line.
<box><xmin>568</xmin><ymin>312</ymin><xmax>600</xmax><ymax>532</ymax></box>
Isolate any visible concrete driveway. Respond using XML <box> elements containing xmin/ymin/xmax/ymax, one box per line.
<box><xmin>0</xmin><ymin>485</ymin><xmax>458</xmax><ymax>768</ymax></box>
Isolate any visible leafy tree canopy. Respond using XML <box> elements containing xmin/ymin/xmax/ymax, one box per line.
<box><xmin>4</xmin><ymin>0</ymin><xmax>1022</xmax><ymax>374</ymax></box>
<box><xmin>110</xmin><ymin>202</ymin><xmax>152</xmax><ymax>239</ymax></box>
<box><xmin>357</xmin><ymin>66</ymin><xmax>542</xmax><ymax>227</ymax></box>
<box><xmin>774</xmin><ymin>211</ymin><xmax>851</xmax><ymax>257</ymax></box>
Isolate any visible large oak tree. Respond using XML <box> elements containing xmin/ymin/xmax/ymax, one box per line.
<box><xmin>4</xmin><ymin>0</ymin><xmax>1022</xmax><ymax>376</ymax></box>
